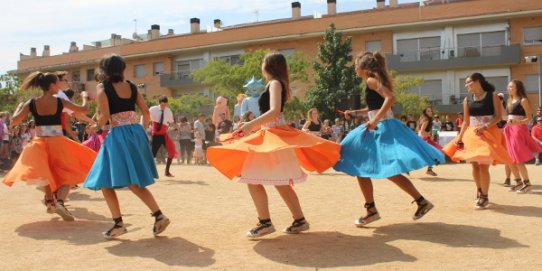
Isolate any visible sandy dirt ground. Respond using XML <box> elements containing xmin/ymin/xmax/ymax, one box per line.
<box><xmin>1</xmin><ymin>162</ymin><xmax>541</xmax><ymax>271</ymax></box>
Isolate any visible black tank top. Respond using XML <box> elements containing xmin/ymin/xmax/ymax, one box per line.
<box><xmin>508</xmin><ymin>100</ymin><xmax>526</xmax><ymax>116</ymax></box>
<box><xmin>29</xmin><ymin>98</ymin><xmax>63</xmax><ymax>126</ymax></box>
<box><xmin>365</xmin><ymin>87</ymin><xmax>385</xmax><ymax>111</ymax></box>
<box><xmin>259</xmin><ymin>80</ymin><xmax>286</xmax><ymax>115</ymax></box>
<box><xmin>468</xmin><ymin>92</ymin><xmax>494</xmax><ymax>116</ymax></box>
<box><xmin>308</xmin><ymin>121</ymin><xmax>321</xmax><ymax>132</ymax></box>
<box><xmin>103</xmin><ymin>80</ymin><xmax>138</xmax><ymax>114</ymax></box>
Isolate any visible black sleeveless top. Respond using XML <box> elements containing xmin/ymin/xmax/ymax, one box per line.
<box><xmin>103</xmin><ymin>80</ymin><xmax>138</xmax><ymax>114</ymax></box>
<box><xmin>508</xmin><ymin>100</ymin><xmax>526</xmax><ymax>116</ymax></box>
<box><xmin>29</xmin><ymin>98</ymin><xmax>63</xmax><ymax>126</ymax></box>
<box><xmin>308</xmin><ymin>121</ymin><xmax>321</xmax><ymax>132</ymax></box>
<box><xmin>366</xmin><ymin>87</ymin><xmax>385</xmax><ymax>111</ymax></box>
<box><xmin>259</xmin><ymin>80</ymin><xmax>287</xmax><ymax>115</ymax></box>
<box><xmin>468</xmin><ymin>92</ymin><xmax>494</xmax><ymax>116</ymax></box>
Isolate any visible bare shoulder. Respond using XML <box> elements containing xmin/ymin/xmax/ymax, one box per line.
<box><xmin>366</xmin><ymin>77</ymin><xmax>380</xmax><ymax>89</ymax></box>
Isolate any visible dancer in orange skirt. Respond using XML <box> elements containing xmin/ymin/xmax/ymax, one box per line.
<box><xmin>443</xmin><ymin>73</ymin><xmax>513</xmax><ymax>209</ymax></box>
<box><xmin>207</xmin><ymin>52</ymin><xmax>340</xmax><ymax>238</ymax></box>
<box><xmin>3</xmin><ymin>71</ymin><xmax>96</xmax><ymax>221</ymax></box>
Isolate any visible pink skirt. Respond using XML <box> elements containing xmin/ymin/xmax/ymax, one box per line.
<box><xmin>503</xmin><ymin>124</ymin><xmax>542</xmax><ymax>163</ymax></box>
<box><xmin>423</xmin><ymin>136</ymin><xmax>443</xmax><ymax>151</ymax></box>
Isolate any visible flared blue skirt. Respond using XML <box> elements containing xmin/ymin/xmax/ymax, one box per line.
<box><xmin>334</xmin><ymin>118</ymin><xmax>445</xmax><ymax>179</ymax></box>
<box><xmin>83</xmin><ymin>124</ymin><xmax>158</xmax><ymax>190</ymax></box>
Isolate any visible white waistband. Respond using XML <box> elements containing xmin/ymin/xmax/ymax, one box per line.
<box><xmin>368</xmin><ymin>109</ymin><xmax>394</xmax><ymax>121</ymax></box>
<box><xmin>507</xmin><ymin>115</ymin><xmax>525</xmax><ymax>121</ymax></box>
<box><xmin>261</xmin><ymin>114</ymin><xmax>286</xmax><ymax>129</ymax></box>
<box><xmin>111</xmin><ymin>111</ymin><xmax>139</xmax><ymax>127</ymax></box>
<box><xmin>36</xmin><ymin>125</ymin><xmax>63</xmax><ymax>137</ymax></box>
<box><xmin>470</xmin><ymin>115</ymin><xmax>493</xmax><ymax>126</ymax></box>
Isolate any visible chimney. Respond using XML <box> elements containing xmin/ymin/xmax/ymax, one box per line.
<box><xmin>167</xmin><ymin>29</ymin><xmax>174</xmax><ymax>36</ymax></box>
<box><xmin>292</xmin><ymin>2</ymin><xmax>301</xmax><ymax>19</ymax></box>
<box><xmin>327</xmin><ymin>0</ymin><xmax>337</xmax><ymax>15</ymax></box>
<box><xmin>30</xmin><ymin>47</ymin><xmax>37</xmax><ymax>57</ymax></box>
<box><xmin>376</xmin><ymin>0</ymin><xmax>385</xmax><ymax>8</ymax></box>
<box><xmin>150</xmin><ymin>24</ymin><xmax>160</xmax><ymax>39</ymax></box>
<box><xmin>214</xmin><ymin>19</ymin><xmax>222</xmax><ymax>28</ymax></box>
<box><xmin>69</xmin><ymin>42</ymin><xmax>79</xmax><ymax>52</ymax></box>
<box><xmin>190</xmin><ymin>18</ymin><xmax>200</xmax><ymax>33</ymax></box>
<box><xmin>390</xmin><ymin>0</ymin><xmax>398</xmax><ymax>7</ymax></box>
<box><xmin>42</xmin><ymin>45</ymin><xmax>50</xmax><ymax>57</ymax></box>
<box><xmin>95</xmin><ymin>41</ymin><xmax>102</xmax><ymax>48</ymax></box>
<box><xmin>111</xmin><ymin>34</ymin><xmax>122</xmax><ymax>46</ymax></box>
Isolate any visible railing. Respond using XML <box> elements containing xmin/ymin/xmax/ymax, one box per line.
<box><xmin>398</xmin><ymin>45</ymin><xmax>506</xmax><ymax>62</ymax></box>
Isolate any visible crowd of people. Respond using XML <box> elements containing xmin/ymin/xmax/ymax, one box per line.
<box><xmin>2</xmin><ymin>50</ymin><xmax>542</xmax><ymax>241</ymax></box>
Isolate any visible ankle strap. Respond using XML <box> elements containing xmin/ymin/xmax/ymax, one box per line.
<box><xmin>364</xmin><ymin>202</ymin><xmax>376</xmax><ymax>209</ymax></box>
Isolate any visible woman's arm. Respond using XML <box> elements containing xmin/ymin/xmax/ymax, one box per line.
<box><xmin>9</xmin><ymin>101</ymin><xmax>31</xmax><ymax>128</ymax></box>
<box><xmin>457</xmin><ymin>98</ymin><xmax>470</xmax><ymax>142</ymax></box>
<box><xmin>61</xmin><ymin>91</ymin><xmax>89</xmax><ymax>114</ymax></box>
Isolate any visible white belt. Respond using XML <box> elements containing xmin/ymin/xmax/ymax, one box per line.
<box><xmin>261</xmin><ymin>114</ymin><xmax>286</xmax><ymax>129</ymax></box>
<box><xmin>35</xmin><ymin>125</ymin><xmax>63</xmax><ymax>137</ymax></box>
<box><xmin>111</xmin><ymin>111</ymin><xmax>139</xmax><ymax>127</ymax></box>
<box><xmin>368</xmin><ymin>109</ymin><xmax>394</xmax><ymax>121</ymax></box>
<box><xmin>507</xmin><ymin>115</ymin><xmax>524</xmax><ymax>121</ymax></box>
<box><xmin>469</xmin><ymin>115</ymin><xmax>493</xmax><ymax>126</ymax></box>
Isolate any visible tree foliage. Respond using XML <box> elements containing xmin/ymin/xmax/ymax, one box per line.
<box><xmin>305</xmin><ymin>24</ymin><xmax>361</xmax><ymax>121</ymax></box>
<box><xmin>392</xmin><ymin>74</ymin><xmax>428</xmax><ymax>116</ymax></box>
<box><xmin>192</xmin><ymin>49</ymin><xmax>310</xmax><ymax>116</ymax></box>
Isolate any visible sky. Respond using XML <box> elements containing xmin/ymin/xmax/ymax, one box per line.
<box><xmin>0</xmin><ymin>0</ymin><xmax>420</xmax><ymax>75</ymax></box>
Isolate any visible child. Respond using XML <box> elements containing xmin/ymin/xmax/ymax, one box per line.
<box><xmin>82</xmin><ymin>124</ymin><xmax>102</xmax><ymax>152</ymax></box>
<box><xmin>334</xmin><ymin>51</ymin><xmax>443</xmax><ymax>226</ymax></box>
<box><xmin>83</xmin><ymin>54</ymin><xmax>170</xmax><ymax>239</ymax></box>
<box><xmin>193</xmin><ymin>130</ymin><xmax>204</xmax><ymax>165</ymax></box>
<box><xmin>418</xmin><ymin>107</ymin><xmax>442</xmax><ymax>176</ymax></box>
<box><xmin>2</xmin><ymin>71</ymin><xmax>95</xmax><ymax>221</ymax></box>
<box><xmin>207</xmin><ymin>52</ymin><xmax>341</xmax><ymax>238</ymax></box>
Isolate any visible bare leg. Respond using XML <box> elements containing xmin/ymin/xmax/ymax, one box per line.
<box><xmin>387</xmin><ymin>174</ymin><xmax>422</xmax><ymax>200</ymax></box>
<box><xmin>478</xmin><ymin>164</ymin><xmax>491</xmax><ymax>195</ymax></box>
<box><xmin>247</xmin><ymin>184</ymin><xmax>270</xmax><ymax>219</ymax></box>
<box><xmin>101</xmin><ymin>188</ymin><xmax>122</xmax><ymax>218</ymax></box>
<box><xmin>508</xmin><ymin>163</ymin><xmax>521</xmax><ymax>180</ymax></box>
<box><xmin>127</xmin><ymin>185</ymin><xmax>160</xmax><ymax>213</ymax></box>
<box><xmin>275</xmin><ymin>185</ymin><xmax>304</xmax><ymax>219</ymax></box>
<box><xmin>472</xmin><ymin>162</ymin><xmax>481</xmax><ymax>190</ymax></box>
<box><xmin>56</xmin><ymin>185</ymin><xmax>70</xmax><ymax>201</ymax></box>
<box><xmin>516</xmin><ymin>163</ymin><xmax>530</xmax><ymax>181</ymax></box>
<box><xmin>504</xmin><ymin>164</ymin><xmax>511</xmax><ymax>179</ymax></box>
<box><xmin>357</xmin><ymin>176</ymin><xmax>374</xmax><ymax>203</ymax></box>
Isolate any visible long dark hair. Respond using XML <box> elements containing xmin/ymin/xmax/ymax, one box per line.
<box><xmin>468</xmin><ymin>72</ymin><xmax>495</xmax><ymax>93</ymax></box>
<box><xmin>507</xmin><ymin>79</ymin><xmax>529</xmax><ymax>112</ymax></box>
<box><xmin>262</xmin><ymin>52</ymin><xmax>291</xmax><ymax>102</ymax></box>
<box><xmin>99</xmin><ymin>54</ymin><xmax>126</xmax><ymax>83</ymax></box>
<box><xmin>356</xmin><ymin>51</ymin><xmax>393</xmax><ymax>91</ymax></box>
<box><xmin>21</xmin><ymin>71</ymin><xmax>58</xmax><ymax>91</ymax></box>
<box><xmin>419</xmin><ymin>106</ymin><xmax>433</xmax><ymax>132</ymax></box>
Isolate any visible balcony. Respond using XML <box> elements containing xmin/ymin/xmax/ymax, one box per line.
<box><xmin>160</xmin><ymin>72</ymin><xmax>195</xmax><ymax>87</ymax></box>
<box><xmin>387</xmin><ymin>44</ymin><xmax>521</xmax><ymax>72</ymax></box>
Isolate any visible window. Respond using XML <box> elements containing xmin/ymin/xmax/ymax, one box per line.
<box><xmin>134</xmin><ymin>64</ymin><xmax>146</xmax><ymax>78</ymax></box>
<box><xmin>407</xmin><ymin>79</ymin><xmax>442</xmax><ymax>103</ymax></box>
<box><xmin>366</xmin><ymin>41</ymin><xmax>381</xmax><ymax>52</ymax></box>
<box><xmin>279</xmin><ymin>48</ymin><xmax>296</xmax><ymax>57</ymax></box>
<box><xmin>215</xmin><ymin>55</ymin><xmax>243</xmax><ymax>66</ymax></box>
<box><xmin>525</xmin><ymin>74</ymin><xmax>540</xmax><ymax>93</ymax></box>
<box><xmin>86</xmin><ymin>69</ymin><xmax>95</xmax><ymax>82</ymax></box>
<box><xmin>397</xmin><ymin>36</ymin><xmax>440</xmax><ymax>62</ymax></box>
<box><xmin>458</xmin><ymin>76</ymin><xmax>508</xmax><ymax>100</ymax></box>
<box><xmin>524</xmin><ymin>26</ymin><xmax>542</xmax><ymax>45</ymax></box>
<box><xmin>175</xmin><ymin>59</ymin><xmax>204</xmax><ymax>79</ymax></box>
<box><xmin>457</xmin><ymin>31</ymin><xmax>506</xmax><ymax>57</ymax></box>
<box><xmin>153</xmin><ymin>62</ymin><xmax>164</xmax><ymax>75</ymax></box>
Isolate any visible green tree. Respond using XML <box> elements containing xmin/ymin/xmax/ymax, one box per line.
<box><xmin>392</xmin><ymin>74</ymin><xmax>428</xmax><ymax>116</ymax></box>
<box><xmin>305</xmin><ymin>24</ymin><xmax>361</xmax><ymax>121</ymax></box>
<box><xmin>192</xmin><ymin>49</ymin><xmax>309</xmax><ymax>101</ymax></box>
<box><xmin>0</xmin><ymin>73</ymin><xmax>40</xmax><ymax>114</ymax></box>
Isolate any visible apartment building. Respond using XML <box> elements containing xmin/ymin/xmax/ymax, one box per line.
<box><xmin>13</xmin><ymin>0</ymin><xmax>542</xmax><ymax>113</ymax></box>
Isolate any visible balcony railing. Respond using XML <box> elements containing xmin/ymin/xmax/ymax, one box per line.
<box><xmin>388</xmin><ymin>44</ymin><xmax>521</xmax><ymax>72</ymax></box>
<box><xmin>160</xmin><ymin>71</ymin><xmax>195</xmax><ymax>87</ymax></box>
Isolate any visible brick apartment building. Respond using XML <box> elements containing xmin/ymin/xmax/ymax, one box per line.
<box><xmin>12</xmin><ymin>0</ymin><xmax>542</xmax><ymax>113</ymax></box>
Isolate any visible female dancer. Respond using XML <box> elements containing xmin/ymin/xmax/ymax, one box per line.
<box><xmin>302</xmin><ymin>108</ymin><xmax>323</xmax><ymax>137</ymax></box>
<box><xmin>502</xmin><ymin>80</ymin><xmax>542</xmax><ymax>193</ymax></box>
<box><xmin>334</xmin><ymin>52</ymin><xmax>443</xmax><ymax>226</ymax></box>
<box><xmin>83</xmin><ymin>54</ymin><xmax>170</xmax><ymax>239</ymax></box>
<box><xmin>418</xmin><ymin>107</ymin><xmax>442</xmax><ymax>176</ymax></box>
<box><xmin>207</xmin><ymin>52</ymin><xmax>340</xmax><ymax>238</ymax></box>
<box><xmin>443</xmin><ymin>73</ymin><xmax>513</xmax><ymax>209</ymax></box>
<box><xmin>3</xmin><ymin>71</ymin><xmax>96</xmax><ymax>221</ymax></box>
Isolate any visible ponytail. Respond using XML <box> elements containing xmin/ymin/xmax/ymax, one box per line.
<box><xmin>21</xmin><ymin>71</ymin><xmax>58</xmax><ymax>91</ymax></box>
<box><xmin>356</xmin><ymin>51</ymin><xmax>393</xmax><ymax>91</ymax></box>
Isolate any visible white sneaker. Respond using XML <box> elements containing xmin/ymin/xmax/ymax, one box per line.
<box><xmin>246</xmin><ymin>222</ymin><xmax>276</xmax><ymax>238</ymax></box>
<box><xmin>103</xmin><ymin>224</ymin><xmax>127</xmax><ymax>239</ymax></box>
<box><xmin>55</xmin><ymin>203</ymin><xmax>75</xmax><ymax>222</ymax></box>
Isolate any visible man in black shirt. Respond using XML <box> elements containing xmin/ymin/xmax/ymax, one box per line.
<box><xmin>217</xmin><ymin>113</ymin><xmax>233</xmax><ymax>134</ymax></box>
<box><xmin>443</xmin><ymin>115</ymin><xmax>455</xmax><ymax>131</ymax></box>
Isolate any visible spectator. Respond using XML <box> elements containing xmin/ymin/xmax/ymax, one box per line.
<box><xmin>217</xmin><ymin>112</ymin><xmax>233</xmax><ymax>134</ymax></box>
<box><xmin>443</xmin><ymin>115</ymin><xmax>455</xmax><ymax>131</ymax></box>
<box><xmin>406</xmin><ymin>114</ymin><xmax>417</xmax><ymax>131</ymax></box>
<box><xmin>531</xmin><ymin>116</ymin><xmax>542</xmax><ymax>165</ymax></box>
<box><xmin>455</xmin><ymin>112</ymin><xmax>463</xmax><ymax>132</ymax></box>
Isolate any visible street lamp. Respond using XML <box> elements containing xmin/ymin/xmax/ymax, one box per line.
<box><xmin>525</xmin><ymin>55</ymin><xmax>542</xmax><ymax>116</ymax></box>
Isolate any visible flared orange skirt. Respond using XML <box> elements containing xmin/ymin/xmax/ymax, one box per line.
<box><xmin>442</xmin><ymin>125</ymin><xmax>512</xmax><ymax>165</ymax></box>
<box><xmin>207</xmin><ymin>125</ymin><xmax>341</xmax><ymax>184</ymax></box>
<box><xmin>3</xmin><ymin>136</ymin><xmax>97</xmax><ymax>192</ymax></box>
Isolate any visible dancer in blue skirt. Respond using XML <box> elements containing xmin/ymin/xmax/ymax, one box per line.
<box><xmin>334</xmin><ymin>51</ymin><xmax>444</xmax><ymax>226</ymax></box>
<box><xmin>83</xmin><ymin>54</ymin><xmax>170</xmax><ymax>239</ymax></box>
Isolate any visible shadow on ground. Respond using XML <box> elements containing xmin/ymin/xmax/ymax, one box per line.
<box><xmin>489</xmin><ymin>203</ymin><xmax>542</xmax><ymax>218</ymax></box>
<box><xmin>253</xmin><ymin>231</ymin><xmax>416</xmax><ymax>268</ymax></box>
<box><xmin>15</xmin><ymin>219</ymin><xmax>111</xmax><ymax>245</ymax></box>
<box><xmin>105</xmin><ymin>237</ymin><xmax>215</xmax><ymax>267</ymax></box>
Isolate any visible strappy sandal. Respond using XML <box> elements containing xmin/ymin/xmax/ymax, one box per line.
<box><xmin>103</xmin><ymin>217</ymin><xmax>127</xmax><ymax>239</ymax></box>
<box><xmin>283</xmin><ymin>217</ymin><xmax>310</xmax><ymax>234</ymax></box>
<box><xmin>355</xmin><ymin>202</ymin><xmax>381</xmax><ymax>227</ymax></box>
